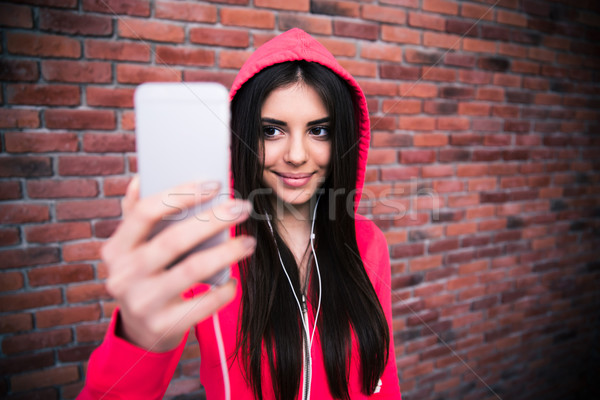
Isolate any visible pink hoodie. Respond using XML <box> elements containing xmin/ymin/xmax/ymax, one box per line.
<box><xmin>79</xmin><ymin>28</ymin><xmax>401</xmax><ymax>400</ymax></box>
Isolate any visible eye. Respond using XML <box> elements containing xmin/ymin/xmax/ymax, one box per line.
<box><xmin>309</xmin><ymin>126</ymin><xmax>330</xmax><ymax>138</ymax></box>
<box><xmin>263</xmin><ymin>126</ymin><xmax>283</xmax><ymax>138</ymax></box>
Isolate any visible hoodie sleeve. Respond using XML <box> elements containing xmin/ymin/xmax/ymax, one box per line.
<box><xmin>355</xmin><ymin>215</ymin><xmax>402</xmax><ymax>399</ymax></box>
<box><xmin>77</xmin><ymin>308</ymin><xmax>187</xmax><ymax>400</ymax></box>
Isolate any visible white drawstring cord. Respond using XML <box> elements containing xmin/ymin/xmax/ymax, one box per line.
<box><xmin>213</xmin><ymin>312</ymin><xmax>231</xmax><ymax>400</ymax></box>
<box><xmin>265</xmin><ymin>195</ymin><xmax>322</xmax><ymax>347</ymax></box>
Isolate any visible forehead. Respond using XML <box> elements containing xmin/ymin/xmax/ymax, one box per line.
<box><xmin>261</xmin><ymin>83</ymin><xmax>328</xmax><ymax>121</ymax></box>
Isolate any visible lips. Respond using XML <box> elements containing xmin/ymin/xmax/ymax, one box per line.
<box><xmin>274</xmin><ymin>171</ymin><xmax>315</xmax><ymax>187</ymax></box>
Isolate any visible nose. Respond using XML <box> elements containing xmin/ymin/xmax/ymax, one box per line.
<box><xmin>284</xmin><ymin>132</ymin><xmax>308</xmax><ymax>166</ymax></box>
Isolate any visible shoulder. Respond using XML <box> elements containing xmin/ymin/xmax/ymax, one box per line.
<box><xmin>354</xmin><ymin>214</ymin><xmax>387</xmax><ymax>253</ymax></box>
<box><xmin>354</xmin><ymin>214</ymin><xmax>391</xmax><ymax>292</ymax></box>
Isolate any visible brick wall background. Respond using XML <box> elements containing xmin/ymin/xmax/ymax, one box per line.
<box><xmin>1</xmin><ymin>0</ymin><xmax>599</xmax><ymax>399</ymax></box>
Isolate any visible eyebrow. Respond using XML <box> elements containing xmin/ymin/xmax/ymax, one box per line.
<box><xmin>261</xmin><ymin>117</ymin><xmax>330</xmax><ymax>126</ymax></box>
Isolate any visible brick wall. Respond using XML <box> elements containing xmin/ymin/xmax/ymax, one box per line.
<box><xmin>1</xmin><ymin>0</ymin><xmax>599</xmax><ymax>399</ymax></box>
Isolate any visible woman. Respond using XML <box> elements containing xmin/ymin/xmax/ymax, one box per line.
<box><xmin>80</xmin><ymin>28</ymin><xmax>401</xmax><ymax>400</ymax></box>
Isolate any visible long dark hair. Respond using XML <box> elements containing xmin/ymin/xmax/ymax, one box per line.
<box><xmin>231</xmin><ymin>61</ymin><xmax>389</xmax><ymax>400</ymax></box>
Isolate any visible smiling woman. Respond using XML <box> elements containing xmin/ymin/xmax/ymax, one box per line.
<box><xmin>79</xmin><ymin>28</ymin><xmax>401</xmax><ymax>400</ymax></box>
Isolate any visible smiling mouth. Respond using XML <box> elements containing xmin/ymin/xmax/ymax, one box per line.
<box><xmin>274</xmin><ymin>172</ymin><xmax>315</xmax><ymax>187</ymax></box>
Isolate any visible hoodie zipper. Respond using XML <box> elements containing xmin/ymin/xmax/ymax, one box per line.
<box><xmin>301</xmin><ymin>295</ymin><xmax>311</xmax><ymax>400</ymax></box>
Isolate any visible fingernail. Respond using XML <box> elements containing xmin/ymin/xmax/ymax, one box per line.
<box><xmin>198</xmin><ymin>181</ymin><xmax>221</xmax><ymax>194</ymax></box>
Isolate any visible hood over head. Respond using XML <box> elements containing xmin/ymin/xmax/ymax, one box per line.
<box><xmin>230</xmin><ymin>28</ymin><xmax>370</xmax><ymax>206</ymax></box>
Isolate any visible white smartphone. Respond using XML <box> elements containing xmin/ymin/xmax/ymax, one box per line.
<box><xmin>134</xmin><ymin>82</ymin><xmax>231</xmax><ymax>286</ymax></box>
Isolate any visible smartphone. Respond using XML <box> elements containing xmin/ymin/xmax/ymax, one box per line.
<box><xmin>134</xmin><ymin>82</ymin><xmax>231</xmax><ymax>286</ymax></box>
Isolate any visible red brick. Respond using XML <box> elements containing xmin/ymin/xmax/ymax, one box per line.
<box><xmin>461</xmin><ymin>3</ymin><xmax>493</xmax><ymax>21</ymax></box>
<box><xmin>410</xmin><ymin>255</ymin><xmax>443</xmax><ymax>271</ymax></box>
<box><xmin>404</xmin><ymin>49</ymin><xmax>443</xmax><ymax>65</ymax></box>
<box><xmin>63</xmin><ymin>240</ymin><xmax>102</xmax><ymax>261</ymax></box>
<box><xmin>83</xmin><ymin>0</ymin><xmax>150</xmax><ymax>16</ymax></box>
<box><xmin>477</xmin><ymin>87</ymin><xmax>504</xmax><ymax>102</ymax></box>
<box><xmin>358</xmin><ymin>80</ymin><xmax>397</xmax><ymax>96</ymax></box>
<box><xmin>361</xmin><ymin>43</ymin><xmax>402</xmax><ymax>62</ymax></box>
<box><xmin>39</xmin><ymin>8</ymin><xmax>112</xmax><ymax>35</ymax></box>
<box><xmin>219</xmin><ymin>50</ymin><xmax>253</xmax><ymax>69</ymax></box>
<box><xmin>122</xmin><ymin>113</ymin><xmax>135</xmax><ymax>130</ymax></box>
<box><xmin>76</xmin><ymin>322</ymin><xmax>109</xmax><ymax>343</ymax></box>
<box><xmin>7</xmin><ymin>32</ymin><xmax>80</xmax><ymax>58</ymax></box>
<box><xmin>423</xmin><ymin>0</ymin><xmax>458</xmax><ymax>15</ymax></box>
<box><xmin>437</xmin><ymin>117</ymin><xmax>469</xmax><ymax>131</ymax></box>
<box><xmin>85</xmin><ymin>39</ymin><xmax>150</xmax><ymax>61</ymax></box>
<box><xmin>444</xmin><ymin>53</ymin><xmax>476</xmax><ymax>67</ymax></box>
<box><xmin>6</xmin><ymin>84</ymin><xmax>80</xmax><ymax>106</ymax></box>
<box><xmin>190</xmin><ymin>27</ymin><xmax>250</xmax><ymax>47</ymax></box>
<box><xmin>433</xmin><ymin>179</ymin><xmax>463</xmax><ymax>193</ymax></box>
<box><xmin>408</xmin><ymin>11</ymin><xmax>445</xmax><ymax>31</ymax></box>
<box><xmin>45</xmin><ymin>109</ymin><xmax>115</xmax><ymax>130</ymax></box>
<box><xmin>221</xmin><ymin>8</ymin><xmax>275</xmax><ymax>29</ymax></box>
<box><xmin>117</xmin><ymin>64</ymin><xmax>181</xmax><ymax>83</ymax></box>
<box><xmin>0</xmin><ymin>108</ymin><xmax>40</xmax><ymax>128</ymax></box>
<box><xmin>67</xmin><ymin>282</ymin><xmax>111</xmax><ymax>303</ymax></box>
<box><xmin>445</xmin><ymin>194</ymin><xmax>478</xmax><ymax>209</ymax></box>
<box><xmin>58</xmin><ymin>155</ymin><xmax>124</xmax><ymax>176</ymax></box>
<box><xmin>28</xmin><ymin>263</ymin><xmax>94</xmax><ymax>286</ymax></box>
<box><xmin>400</xmin><ymin>150</ymin><xmax>435</xmax><ymax>164</ymax></box>
<box><xmin>511</xmin><ymin>60</ymin><xmax>540</xmax><ymax>75</ymax></box>
<box><xmin>252</xmin><ymin>32</ymin><xmax>277</xmax><ymax>48</ymax></box>
<box><xmin>382</xmin><ymin>99</ymin><xmax>421</xmax><ymax>114</ymax></box>
<box><xmin>11</xmin><ymin>365</ymin><xmax>79</xmax><ymax>391</ymax></box>
<box><xmin>184</xmin><ymin>70</ymin><xmax>237</xmax><ymax>89</ymax></box>
<box><xmin>0</xmin><ymin>59</ymin><xmax>39</xmax><ymax>81</ymax></box>
<box><xmin>382</xmin><ymin>25</ymin><xmax>420</xmax><ymax>45</ymax></box>
<box><xmin>2</xmin><ymin>328</ymin><xmax>72</xmax><ymax>355</ymax></box>
<box><xmin>398</xmin><ymin>117</ymin><xmax>435</xmax><ymax>131</ymax></box>
<box><xmin>497</xmin><ymin>9</ymin><xmax>527</xmax><ymax>27</ymax></box>
<box><xmin>458</xmin><ymin>102</ymin><xmax>491</xmax><ymax>116</ymax></box>
<box><xmin>422</xmin><ymin>67</ymin><xmax>455</xmax><ymax>82</ymax></box>
<box><xmin>0</xmin><ymin>4</ymin><xmax>33</xmax><ymax>28</ymax></box>
<box><xmin>0</xmin><ymin>288</ymin><xmax>62</xmax><ymax>312</ymax></box>
<box><xmin>362</xmin><ymin>4</ymin><xmax>406</xmax><ymax>24</ymax></box>
<box><xmin>27</xmin><ymin>179</ymin><xmax>98</xmax><ymax>199</ymax></box>
<box><xmin>83</xmin><ymin>133</ymin><xmax>135</xmax><ymax>153</ymax></box>
<box><xmin>463</xmin><ymin>38</ymin><xmax>496</xmax><ymax>53</ymax></box>
<box><xmin>118</xmin><ymin>18</ymin><xmax>184</xmax><ymax>43</ymax></box>
<box><xmin>256</xmin><ymin>0</ymin><xmax>309</xmax><ymax>11</ymax></box>
<box><xmin>499</xmin><ymin>43</ymin><xmax>527</xmax><ymax>58</ymax></box>
<box><xmin>26</xmin><ymin>222</ymin><xmax>92</xmax><ymax>244</ymax></box>
<box><xmin>58</xmin><ymin>345</ymin><xmax>97</xmax><ymax>363</ymax></box>
<box><xmin>339</xmin><ymin>59</ymin><xmax>377</xmax><ymax>78</ymax></box>
<box><xmin>414</xmin><ymin>134</ymin><xmax>448</xmax><ymax>147</ymax></box>
<box><xmin>316</xmin><ymin>37</ymin><xmax>356</xmax><ymax>57</ymax></box>
<box><xmin>156</xmin><ymin>1</ymin><xmax>216</xmax><ymax>22</ymax></box>
<box><xmin>42</xmin><ymin>60</ymin><xmax>111</xmax><ymax>83</ymax></box>
<box><xmin>399</xmin><ymin>83</ymin><xmax>437</xmax><ymax>98</ymax></box>
<box><xmin>156</xmin><ymin>46</ymin><xmax>215</xmax><ymax>67</ymax></box>
<box><xmin>0</xmin><ymin>313</ymin><xmax>32</xmax><ymax>334</ymax></box>
<box><xmin>0</xmin><ymin>156</ymin><xmax>53</xmax><ymax>178</ymax></box>
<box><xmin>334</xmin><ymin>20</ymin><xmax>378</xmax><ymax>40</ymax></box>
<box><xmin>0</xmin><ymin>204</ymin><xmax>49</xmax><ymax>224</ymax></box>
<box><xmin>55</xmin><ymin>198</ymin><xmax>121</xmax><ymax>220</ymax></box>
<box><xmin>0</xmin><ymin>271</ymin><xmax>24</xmax><ymax>291</ymax></box>
<box><xmin>36</xmin><ymin>304</ymin><xmax>101</xmax><ymax>328</ymax></box>
<box><xmin>371</xmin><ymin>132</ymin><xmax>410</xmax><ymax>147</ymax></box>
<box><xmin>424</xmin><ymin>32</ymin><xmax>461</xmax><ymax>49</ymax></box>
<box><xmin>0</xmin><ymin>247</ymin><xmax>59</xmax><ymax>269</ymax></box>
<box><xmin>87</xmin><ymin>86</ymin><xmax>135</xmax><ymax>108</ymax></box>
<box><xmin>5</xmin><ymin>131</ymin><xmax>78</xmax><ymax>153</ymax></box>
<box><xmin>367</xmin><ymin>149</ymin><xmax>397</xmax><ymax>165</ymax></box>
<box><xmin>381</xmin><ymin>64</ymin><xmax>420</xmax><ymax>80</ymax></box>
<box><xmin>0</xmin><ymin>226</ymin><xmax>20</xmax><ymax>246</ymax></box>
<box><xmin>459</xmin><ymin>70</ymin><xmax>492</xmax><ymax>84</ymax></box>
<box><xmin>311</xmin><ymin>0</ymin><xmax>360</xmax><ymax>17</ymax></box>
